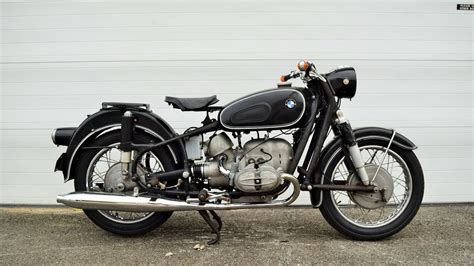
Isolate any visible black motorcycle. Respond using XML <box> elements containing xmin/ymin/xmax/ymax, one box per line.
<box><xmin>53</xmin><ymin>60</ymin><xmax>424</xmax><ymax>244</ymax></box>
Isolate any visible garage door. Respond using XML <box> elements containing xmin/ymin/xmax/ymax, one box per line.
<box><xmin>1</xmin><ymin>0</ymin><xmax>472</xmax><ymax>204</ymax></box>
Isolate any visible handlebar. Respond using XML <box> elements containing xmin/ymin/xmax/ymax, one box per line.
<box><xmin>279</xmin><ymin>60</ymin><xmax>327</xmax><ymax>83</ymax></box>
<box><xmin>280</xmin><ymin>71</ymin><xmax>300</xmax><ymax>82</ymax></box>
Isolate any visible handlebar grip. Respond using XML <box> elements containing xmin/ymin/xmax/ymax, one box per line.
<box><xmin>280</xmin><ymin>74</ymin><xmax>293</xmax><ymax>82</ymax></box>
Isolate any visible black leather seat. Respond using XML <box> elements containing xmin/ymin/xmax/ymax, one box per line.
<box><xmin>164</xmin><ymin>95</ymin><xmax>219</xmax><ymax>111</ymax></box>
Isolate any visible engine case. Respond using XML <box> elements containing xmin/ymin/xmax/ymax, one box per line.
<box><xmin>198</xmin><ymin>136</ymin><xmax>293</xmax><ymax>194</ymax></box>
<box><xmin>240</xmin><ymin>138</ymin><xmax>293</xmax><ymax>172</ymax></box>
<box><xmin>233</xmin><ymin>138</ymin><xmax>292</xmax><ymax>193</ymax></box>
<box><xmin>234</xmin><ymin>165</ymin><xmax>281</xmax><ymax>192</ymax></box>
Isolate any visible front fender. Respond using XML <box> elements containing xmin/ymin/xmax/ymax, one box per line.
<box><xmin>58</xmin><ymin>108</ymin><xmax>184</xmax><ymax>182</ymax></box>
<box><xmin>321</xmin><ymin>127</ymin><xmax>417</xmax><ymax>167</ymax></box>
<box><xmin>351</xmin><ymin>127</ymin><xmax>417</xmax><ymax>150</ymax></box>
<box><xmin>310</xmin><ymin>126</ymin><xmax>417</xmax><ymax>207</ymax></box>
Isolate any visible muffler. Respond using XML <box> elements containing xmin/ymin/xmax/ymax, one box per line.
<box><xmin>57</xmin><ymin>174</ymin><xmax>300</xmax><ymax>212</ymax></box>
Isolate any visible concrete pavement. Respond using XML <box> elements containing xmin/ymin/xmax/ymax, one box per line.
<box><xmin>0</xmin><ymin>205</ymin><xmax>472</xmax><ymax>264</ymax></box>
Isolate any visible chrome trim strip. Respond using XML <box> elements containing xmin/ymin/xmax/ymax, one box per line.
<box><xmin>219</xmin><ymin>89</ymin><xmax>306</xmax><ymax>130</ymax></box>
<box><xmin>66</xmin><ymin>124</ymin><xmax>120</xmax><ymax>182</ymax></box>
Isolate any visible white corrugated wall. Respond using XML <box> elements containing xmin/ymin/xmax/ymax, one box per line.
<box><xmin>1</xmin><ymin>0</ymin><xmax>472</xmax><ymax>204</ymax></box>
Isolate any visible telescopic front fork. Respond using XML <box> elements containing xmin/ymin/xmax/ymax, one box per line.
<box><xmin>335</xmin><ymin>109</ymin><xmax>371</xmax><ymax>186</ymax></box>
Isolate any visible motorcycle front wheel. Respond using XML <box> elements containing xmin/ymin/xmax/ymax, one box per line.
<box><xmin>319</xmin><ymin>138</ymin><xmax>424</xmax><ymax>240</ymax></box>
<box><xmin>74</xmin><ymin>131</ymin><xmax>178</xmax><ymax>236</ymax></box>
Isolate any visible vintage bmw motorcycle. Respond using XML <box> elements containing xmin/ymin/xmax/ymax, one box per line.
<box><xmin>54</xmin><ymin>60</ymin><xmax>424</xmax><ymax>244</ymax></box>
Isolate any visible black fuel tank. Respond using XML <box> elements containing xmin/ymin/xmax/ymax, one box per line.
<box><xmin>219</xmin><ymin>88</ymin><xmax>306</xmax><ymax>130</ymax></box>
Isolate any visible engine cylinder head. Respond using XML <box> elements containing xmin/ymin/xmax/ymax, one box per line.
<box><xmin>205</xmin><ymin>132</ymin><xmax>233</xmax><ymax>157</ymax></box>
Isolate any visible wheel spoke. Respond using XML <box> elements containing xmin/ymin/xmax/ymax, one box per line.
<box><xmin>98</xmin><ymin>158</ymin><xmax>118</xmax><ymax>164</ymax></box>
<box><xmin>93</xmin><ymin>168</ymin><xmax>107</xmax><ymax>178</ymax></box>
<box><xmin>91</xmin><ymin>176</ymin><xmax>105</xmax><ymax>184</ymax></box>
<box><xmin>378</xmin><ymin>206</ymin><xmax>385</xmax><ymax>220</ymax></box>
<box><xmin>329</xmin><ymin>146</ymin><xmax>413</xmax><ymax>228</ymax></box>
<box><xmin>85</xmin><ymin>145</ymin><xmax>167</xmax><ymax>224</ymax></box>
<box><xmin>394</xmin><ymin>180</ymin><xmax>408</xmax><ymax>190</ymax></box>
<box><xmin>359</xmin><ymin>207</ymin><xmax>374</xmax><ymax>224</ymax></box>
<box><xmin>391</xmin><ymin>193</ymin><xmax>401</xmax><ymax>205</ymax></box>
<box><xmin>333</xmin><ymin>191</ymin><xmax>346</xmax><ymax>204</ymax></box>
<box><xmin>389</xmin><ymin>156</ymin><xmax>395</xmax><ymax>175</ymax></box>
<box><xmin>367</xmin><ymin>150</ymin><xmax>379</xmax><ymax>164</ymax></box>
<box><xmin>340</xmin><ymin>163</ymin><xmax>349</xmax><ymax>177</ymax></box>
<box><xmin>105</xmin><ymin>151</ymin><xmax>111</xmax><ymax>168</ymax></box>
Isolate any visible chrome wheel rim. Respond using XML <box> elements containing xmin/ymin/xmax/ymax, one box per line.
<box><xmin>329</xmin><ymin>145</ymin><xmax>413</xmax><ymax>228</ymax></box>
<box><xmin>86</xmin><ymin>144</ymin><xmax>165</xmax><ymax>224</ymax></box>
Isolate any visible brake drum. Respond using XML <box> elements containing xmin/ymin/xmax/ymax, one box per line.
<box><xmin>347</xmin><ymin>164</ymin><xmax>394</xmax><ymax>209</ymax></box>
<box><xmin>104</xmin><ymin>163</ymin><xmax>146</xmax><ymax>192</ymax></box>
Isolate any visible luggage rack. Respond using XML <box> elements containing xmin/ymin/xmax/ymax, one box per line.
<box><xmin>101</xmin><ymin>102</ymin><xmax>150</xmax><ymax>111</ymax></box>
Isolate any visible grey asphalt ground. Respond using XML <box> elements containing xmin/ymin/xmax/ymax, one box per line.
<box><xmin>0</xmin><ymin>205</ymin><xmax>472</xmax><ymax>265</ymax></box>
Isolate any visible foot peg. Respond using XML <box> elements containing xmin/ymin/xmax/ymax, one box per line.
<box><xmin>198</xmin><ymin>210</ymin><xmax>222</xmax><ymax>245</ymax></box>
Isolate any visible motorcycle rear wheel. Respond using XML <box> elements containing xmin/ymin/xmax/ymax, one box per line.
<box><xmin>74</xmin><ymin>131</ymin><xmax>177</xmax><ymax>236</ymax></box>
<box><xmin>319</xmin><ymin>138</ymin><xmax>424</xmax><ymax>240</ymax></box>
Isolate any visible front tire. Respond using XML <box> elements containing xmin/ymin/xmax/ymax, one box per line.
<box><xmin>319</xmin><ymin>138</ymin><xmax>424</xmax><ymax>240</ymax></box>
<box><xmin>74</xmin><ymin>131</ymin><xmax>178</xmax><ymax>236</ymax></box>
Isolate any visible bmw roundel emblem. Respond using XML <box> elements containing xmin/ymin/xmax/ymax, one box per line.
<box><xmin>285</xmin><ymin>99</ymin><xmax>297</xmax><ymax>109</ymax></box>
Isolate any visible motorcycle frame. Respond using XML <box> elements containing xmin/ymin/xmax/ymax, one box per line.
<box><xmin>118</xmin><ymin>78</ymin><xmax>341</xmax><ymax>196</ymax></box>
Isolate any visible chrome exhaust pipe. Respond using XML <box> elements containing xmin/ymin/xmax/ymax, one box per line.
<box><xmin>57</xmin><ymin>174</ymin><xmax>300</xmax><ymax>212</ymax></box>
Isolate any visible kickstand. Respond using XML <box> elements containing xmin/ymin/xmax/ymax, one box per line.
<box><xmin>198</xmin><ymin>210</ymin><xmax>222</xmax><ymax>245</ymax></box>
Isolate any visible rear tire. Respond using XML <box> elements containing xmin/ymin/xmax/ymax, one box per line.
<box><xmin>74</xmin><ymin>131</ymin><xmax>178</xmax><ymax>236</ymax></box>
<box><xmin>319</xmin><ymin>138</ymin><xmax>424</xmax><ymax>240</ymax></box>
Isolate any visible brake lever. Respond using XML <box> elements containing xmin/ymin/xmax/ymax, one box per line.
<box><xmin>312</xmin><ymin>71</ymin><xmax>327</xmax><ymax>83</ymax></box>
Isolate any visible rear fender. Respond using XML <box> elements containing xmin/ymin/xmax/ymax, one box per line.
<box><xmin>310</xmin><ymin>127</ymin><xmax>417</xmax><ymax>207</ymax></box>
<box><xmin>59</xmin><ymin>109</ymin><xmax>184</xmax><ymax>182</ymax></box>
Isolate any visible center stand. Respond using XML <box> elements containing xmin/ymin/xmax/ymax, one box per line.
<box><xmin>198</xmin><ymin>210</ymin><xmax>223</xmax><ymax>245</ymax></box>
